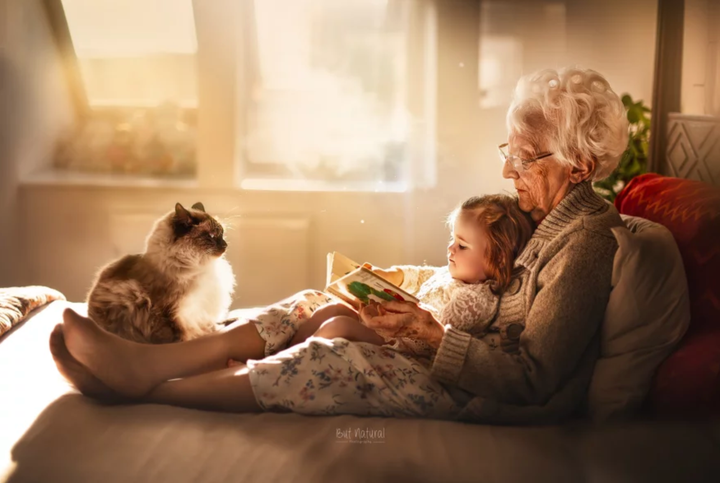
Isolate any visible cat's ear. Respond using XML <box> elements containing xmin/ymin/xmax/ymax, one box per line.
<box><xmin>174</xmin><ymin>203</ymin><xmax>192</xmax><ymax>225</ymax></box>
<box><xmin>191</xmin><ymin>202</ymin><xmax>205</xmax><ymax>212</ymax></box>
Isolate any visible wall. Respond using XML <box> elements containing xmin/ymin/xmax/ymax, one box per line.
<box><xmin>681</xmin><ymin>0</ymin><xmax>720</xmax><ymax>115</ymax></box>
<box><xmin>565</xmin><ymin>0</ymin><xmax>657</xmax><ymax>106</ymax></box>
<box><xmin>0</xmin><ymin>0</ymin><xmax>75</xmax><ymax>286</ymax></box>
<box><xmin>18</xmin><ymin>183</ymin><xmax>411</xmax><ymax>307</ymax></box>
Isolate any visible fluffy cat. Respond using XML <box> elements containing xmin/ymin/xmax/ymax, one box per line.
<box><xmin>87</xmin><ymin>202</ymin><xmax>235</xmax><ymax>344</ymax></box>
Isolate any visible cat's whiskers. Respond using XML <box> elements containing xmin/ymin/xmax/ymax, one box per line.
<box><xmin>221</xmin><ymin>206</ymin><xmax>241</xmax><ymax>216</ymax></box>
<box><xmin>218</xmin><ymin>215</ymin><xmax>241</xmax><ymax>229</ymax></box>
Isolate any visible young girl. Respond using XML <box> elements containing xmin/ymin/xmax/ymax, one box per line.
<box><xmin>289</xmin><ymin>194</ymin><xmax>535</xmax><ymax>363</ymax></box>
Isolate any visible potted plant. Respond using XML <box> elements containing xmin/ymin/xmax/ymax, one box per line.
<box><xmin>593</xmin><ymin>94</ymin><xmax>650</xmax><ymax>201</ymax></box>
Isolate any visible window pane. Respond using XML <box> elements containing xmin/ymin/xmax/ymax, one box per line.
<box><xmin>244</xmin><ymin>0</ymin><xmax>413</xmax><ymax>185</ymax></box>
<box><xmin>61</xmin><ymin>0</ymin><xmax>197</xmax><ymax>106</ymax></box>
<box><xmin>55</xmin><ymin>0</ymin><xmax>198</xmax><ymax>178</ymax></box>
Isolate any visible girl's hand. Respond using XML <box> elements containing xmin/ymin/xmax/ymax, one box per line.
<box><xmin>359</xmin><ymin>300</ymin><xmax>445</xmax><ymax>349</ymax></box>
<box><xmin>362</xmin><ymin>264</ymin><xmax>404</xmax><ymax>286</ymax></box>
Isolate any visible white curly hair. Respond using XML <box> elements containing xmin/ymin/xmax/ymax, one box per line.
<box><xmin>506</xmin><ymin>67</ymin><xmax>629</xmax><ymax>181</ymax></box>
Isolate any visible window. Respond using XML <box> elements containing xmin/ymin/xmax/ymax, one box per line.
<box><xmin>62</xmin><ymin>0</ymin><xmax>197</xmax><ymax>107</ymax></box>
<box><xmin>50</xmin><ymin>0</ymin><xmax>436</xmax><ymax>189</ymax></box>
<box><xmin>53</xmin><ymin>0</ymin><xmax>198</xmax><ymax>178</ymax></box>
<box><xmin>240</xmin><ymin>0</ymin><xmax>425</xmax><ymax>190</ymax></box>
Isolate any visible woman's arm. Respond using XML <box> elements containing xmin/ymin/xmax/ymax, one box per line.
<box><xmin>431</xmin><ymin>230</ymin><xmax>617</xmax><ymax>406</ymax></box>
<box><xmin>362</xmin><ymin>230</ymin><xmax>616</xmax><ymax>407</ymax></box>
<box><xmin>359</xmin><ymin>301</ymin><xmax>445</xmax><ymax>346</ymax></box>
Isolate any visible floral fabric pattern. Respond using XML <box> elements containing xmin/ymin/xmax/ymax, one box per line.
<box><xmin>247</xmin><ymin>338</ymin><xmax>460</xmax><ymax>418</ymax></box>
<box><xmin>249</xmin><ymin>290</ymin><xmax>335</xmax><ymax>357</ymax></box>
<box><xmin>245</xmin><ymin>290</ymin><xmax>461</xmax><ymax>418</ymax></box>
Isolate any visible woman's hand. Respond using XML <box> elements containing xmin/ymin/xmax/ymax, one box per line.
<box><xmin>362</xmin><ymin>264</ymin><xmax>404</xmax><ymax>287</ymax></box>
<box><xmin>359</xmin><ymin>301</ymin><xmax>445</xmax><ymax>349</ymax></box>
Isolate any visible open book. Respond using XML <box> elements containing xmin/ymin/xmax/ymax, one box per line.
<box><xmin>325</xmin><ymin>252</ymin><xmax>419</xmax><ymax>310</ymax></box>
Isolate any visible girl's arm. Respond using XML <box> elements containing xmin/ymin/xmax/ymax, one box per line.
<box><xmin>438</xmin><ymin>283</ymin><xmax>499</xmax><ymax>333</ymax></box>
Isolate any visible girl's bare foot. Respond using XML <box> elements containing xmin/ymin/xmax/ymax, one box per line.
<box><xmin>61</xmin><ymin>308</ymin><xmax>155</xmax><ymax>398</ymax></box>
<box><xmin>49</xmin><ymin>325</ymin><xmax>126</xmax><ymax>402</ymax></box>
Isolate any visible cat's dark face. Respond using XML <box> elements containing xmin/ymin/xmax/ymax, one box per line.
<box><xmin>171</xmin><ymin>202</ymin><xmax>227</xmax><ymax>257</ymax></box>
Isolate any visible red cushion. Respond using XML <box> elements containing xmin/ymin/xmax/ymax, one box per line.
<box><xmin>615</xmin><ymin>173</ymin><xmax>720</xmax><ymax>332</ymax></box>
<box><xmin>644</xmin><ymin>327</ymin><xmax>720</xmax><ymax>415</ymax></box>
<box><xmin>615</xmin><ymin>173</ymin><xmax>720</xmax><ymax>416</ymax></box>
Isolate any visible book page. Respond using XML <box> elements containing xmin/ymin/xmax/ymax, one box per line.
<box><xmin>327</xmin><ymin>267</ymin><xmax>419</xmax><ymax>306</ymax></box>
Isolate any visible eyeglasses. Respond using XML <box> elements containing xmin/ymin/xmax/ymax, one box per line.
<box><xmin>498</xmin><ymin>143</ymin><xmax>553</xmax><ymax>172</ymax></box>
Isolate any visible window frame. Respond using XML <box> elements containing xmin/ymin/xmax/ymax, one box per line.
<box><xmin>42</xmin><ymin>0</ymin><xmax>89</xmax><ymax>120</ymax></box>
<box><xmin>44</xmin><ymin>0</ymin><xmax>437</xmax><ymax>192</ymax></box>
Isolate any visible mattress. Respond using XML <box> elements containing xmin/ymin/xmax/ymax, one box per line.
<box><xmin>1</xmin><ymin>301</ymin><xmax>719</xmax><ymax>483</ymax></box>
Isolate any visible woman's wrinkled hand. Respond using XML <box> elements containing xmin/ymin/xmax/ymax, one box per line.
<box><xmin>358</xmin><ymin>300</ymin><xmax>445</xmax><ymax>349</ymax></box>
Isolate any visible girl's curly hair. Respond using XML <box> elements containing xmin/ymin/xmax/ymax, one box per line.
<box><xmin>449</xmin><ymin>195</ymin><xmax>535</xmax><ymax>294</ymax></box>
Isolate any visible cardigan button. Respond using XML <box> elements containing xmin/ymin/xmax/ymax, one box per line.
<box><xmin>505</xmin><ymin>324</ymin><xmax>524</xmax><ymax>340</ymax></box>
<box><xmin>507</xmin><ymin>278</ymin><xmax>522</xmax><ymax>295</ymax></box>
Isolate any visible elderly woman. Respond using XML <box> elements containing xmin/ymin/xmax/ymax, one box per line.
<box><xmin>50</xmin><ymin>67</ymin><xmax>628</xmax><ymax>424</ymax></box>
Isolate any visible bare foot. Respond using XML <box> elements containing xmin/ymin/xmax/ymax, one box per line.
<box><xmin>49</xmin><ymin>324</ymin><xmax>126</xmax><ymax>402</ymax></box>
<box><xmin>61</xmin><ymin>308</ymin><xmax>155</xmax><ymax>398</ymax></box>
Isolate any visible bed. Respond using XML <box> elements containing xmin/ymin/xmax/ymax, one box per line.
<box><xmin>0</xmin><ymin>294</ymin><xmax>719</xmax><ymax>483</ymax></box>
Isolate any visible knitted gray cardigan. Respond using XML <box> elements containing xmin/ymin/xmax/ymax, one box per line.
<box><xmin>431</xmin><ymin>181</ymin><xmax>623</xmax><ymax>424</ymax></box>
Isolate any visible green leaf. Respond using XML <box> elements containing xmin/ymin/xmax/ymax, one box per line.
<box><xmin>640</xmin><ymin>139</ymin><xmax>649</xmax><ymax>154</ymax></box>
<box><xmin>612</xmin><ymin>94</ymin><xmax>651</xmax><ymax>195</ymax></box>
<box><xmin>627</xmin><ymin>108</ymin><xmax>640</xmax><ymax>124</ymax></box>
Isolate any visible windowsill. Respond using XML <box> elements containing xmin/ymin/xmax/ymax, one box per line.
<box><xmin>89</xmin><ymin>99</ymin><xmax>198</xmax><ymax>110</ymax></box>
<box><xmin>19</xmin><ymin>169</ymin><xmax>198</xmax><ymax>190</ymax></box>
<box><xmin>19</xmin><ymin>169</ymin><xmax>409</xmax><ymax>193</ymax></box>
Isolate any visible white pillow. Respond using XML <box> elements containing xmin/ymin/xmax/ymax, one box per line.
<box><xmin>587</xmin><ymin>215</ymin><xmax>691</xmax><ymax>422</ymax></box>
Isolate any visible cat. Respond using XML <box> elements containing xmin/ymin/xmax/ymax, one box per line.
<box><xmin>87</xmin><ymin>202</ymin><xmax>236</xmax><ymax>344</ymax></box>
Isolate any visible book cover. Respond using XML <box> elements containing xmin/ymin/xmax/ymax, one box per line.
<box><xmin>325</xmin><ymin>252</ymin><xmax>419</xmax><ymax>310</ymax></box>
<box><xmin>326</xmin><ymin>251</ymin><xmax>362</xmax><ymax>286</ymax></box>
